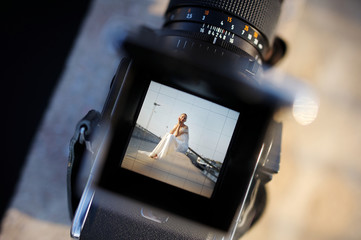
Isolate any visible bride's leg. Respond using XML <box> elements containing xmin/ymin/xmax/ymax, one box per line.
<box><xmin>157</xmin><ymin>134</ymin><xmax>178</xmax><ymax>159</ymax></box>
<box><xmin>149</xmin><ymin>133</ymin><xmax>177</xmax><ymax>159</ymax></box>
<box><xmin>149</xmin><ymin>133</ymin><xmax>170</xmax><ymax>158</ymax></box>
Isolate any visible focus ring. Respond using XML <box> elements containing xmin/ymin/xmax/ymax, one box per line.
<box><xmin>167</xmin><ymin>0</ymin><xmax>282</xmax><ymax>44</ymax></box>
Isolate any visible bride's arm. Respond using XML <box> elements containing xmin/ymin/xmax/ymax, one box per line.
<box><xmin>170</xmin><ymin>117</ymin><xmax>182</xmax><ymax>136</ymax></box>
<box><xmin>170</xmin><ymin>124</ymin><xmax>185</xmax><ymax>137</ymax></box>
<box><xmin>170</xmin><ymin>124</ymin><xmax>179</xmax><ymax>135</ymax></box>
<box><xmin>175</xmin><ymin>126</ymin><xmax>188</xmax><ymax>137</ymax></box>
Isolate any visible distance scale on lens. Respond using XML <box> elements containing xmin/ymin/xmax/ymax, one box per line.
<box><xmin>165</xmin><ymin>7</ymin><xmax>268</xmax><ymax>59</ymax></box>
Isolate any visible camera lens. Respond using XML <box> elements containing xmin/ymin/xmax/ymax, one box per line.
<box><xmin>163</xmin><ymin>0</ymin><xmax>283</xmax><ymax>61</ymax></box>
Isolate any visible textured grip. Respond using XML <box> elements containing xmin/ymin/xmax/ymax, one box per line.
<box><xmin>167</xmin><ymin>0</ymin><xmax>282</xmax><ymax>43</ymax></box>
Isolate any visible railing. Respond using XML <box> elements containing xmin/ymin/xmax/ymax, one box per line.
<box><xmin>187</xmin><ymin>147</ymin><xmax>221</xmax><ymax>171</ymax></box>
<box><xmin>186</xmin><ymin>147</ymin><xmax>220</xmax><ymax>182</ymax></box>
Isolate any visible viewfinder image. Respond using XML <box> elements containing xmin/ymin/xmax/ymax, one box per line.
<box><xmin>121</xmin><ymin>81</ymin><xmax>239</xmax><ymax>198</ymax></box>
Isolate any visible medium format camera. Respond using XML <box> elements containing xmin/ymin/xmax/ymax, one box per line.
<box><xmin>67</xmin><ymin>0</ymin><xmax>291</xmax><ymax>239</ymax></box>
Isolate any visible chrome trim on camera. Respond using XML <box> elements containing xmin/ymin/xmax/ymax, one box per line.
<box><xmin>71</xmin><ymin>124</ymin><xmax>112</xmax><ymax>239</ymax></box>
<box><xmin>229</xmin><ymin>143</ymin><xmax>265</xmax><ymax>239</ymax></box>
<box><xmin>71</xmin><ymin>183</ymin><xmax>95</xmax><ymax>239</ymax></box>
<box><xmin>70</xmin><ymin>156</ymin><xmax>97</xmax><ymax>240</ymax></box>
<box><xmin>141</xmin><ymin>208</ymin><xmax>170</xmax><ymax>223</ymax></box>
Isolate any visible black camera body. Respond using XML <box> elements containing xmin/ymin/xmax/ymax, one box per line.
<box><xmin>68</xmin><ymin>0</ymin><xmax>289</xmax><ymax>239</ymax></box>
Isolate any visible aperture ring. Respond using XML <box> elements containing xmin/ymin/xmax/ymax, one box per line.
<box><xmin>164</xmin><ymin>7</ymin><xmax>268</xmax><ymax>58</ymax></box>
<box><xmin>163</xmin><ymin>23</ymin><xmax>261</xmax><ymax>59</ymax></box>
<box><xmin>166</xmin><ymin>0</ymin><xmax>282</xmax><ymax>43</ymax></box>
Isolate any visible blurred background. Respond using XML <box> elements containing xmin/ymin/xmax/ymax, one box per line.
<box><xmin>2</xmin><ymin>0</ymin><xmax>361</xmax><ymax>239</ymax></box>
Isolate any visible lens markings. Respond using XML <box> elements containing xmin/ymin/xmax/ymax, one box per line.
<box><xmin>165</xmin><ymin>7</ymin><xmax>268</xmax><ymax>56</ymax></box>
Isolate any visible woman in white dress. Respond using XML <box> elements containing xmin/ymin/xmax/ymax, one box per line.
<box><xmin>149</xmin><ymin>113</ymin><xmax>189</xmax><ymax>159</ymax></box>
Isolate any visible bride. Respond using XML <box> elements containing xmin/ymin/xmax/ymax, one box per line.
<box><xmin>149</xmin><ymin>113</ymin><xmax>189</xmax><ymax>159</ymax></box>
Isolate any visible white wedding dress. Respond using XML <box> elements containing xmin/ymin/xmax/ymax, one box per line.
<box><xmin>149</xmin><ymin>127</ymin><xmax>189</xmax><ymax>159</ymax></box>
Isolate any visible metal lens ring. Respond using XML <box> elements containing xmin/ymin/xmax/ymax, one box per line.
<box><xmin>164</xmin><ymin>7</ymin><xmax>269</xmax><ymax>59</ymax></box>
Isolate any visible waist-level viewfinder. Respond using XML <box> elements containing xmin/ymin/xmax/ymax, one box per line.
<box><xmin>67</xmin><ymin>1</ymin><xmax>291</xmax><ymax>239</ymax></box>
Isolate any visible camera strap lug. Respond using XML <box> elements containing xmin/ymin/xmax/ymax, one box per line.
<box><xmin>79</xmin><ymin>126</ymin><xmax>94</xmax><ymax>154</ymax></box>
<box><xmin>67</xmin><ymin>110</ymin><xmax>101</xmax><ymax>219</ymax></box>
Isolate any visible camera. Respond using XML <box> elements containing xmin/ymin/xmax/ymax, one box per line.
<box><xmin>67</xmin><ymin>0</ymin><xmax>291</xmax><ymax>239</ymax></box>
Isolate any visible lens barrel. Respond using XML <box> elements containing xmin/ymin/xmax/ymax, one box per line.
<box><xmin>164</xmin><ymin>0</ymin><xmax>283</xmax><ymax>60</ymax></box>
